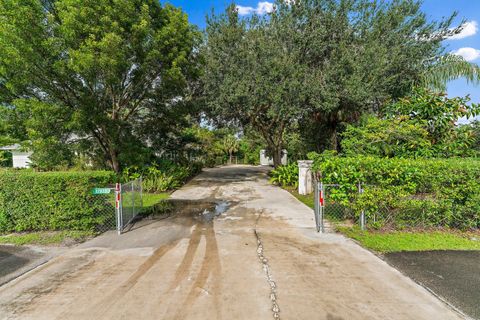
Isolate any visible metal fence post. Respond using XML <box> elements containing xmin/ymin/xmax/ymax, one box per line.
<box><xmin>132</xmin><ymin>182</ymin><xmax>136</xmax><ymax>217</ymax></box>
<box><xmin>314</xmin><ymin>180</ymin><xmax>319</xmax><ymax>232</ymax></box>
<box><xmin>115</xmin><ymin>183</ymin><xmax>123</xmax><ymax>235</ymax></box>
<box><xmin>359</xmin><ymin>182</ymin><xmax>365</xmax><ymax>231</ymax></box>
<box><xmin>319</xmin><ymin>182</ymin><xmax>324</xmax><ymax>233</ymax></box>
<box><xmin>314</xmin><ymin>180</ymin><xmax>325</xmax><ymax>233</ymax></box>
<box><xmin>139</xmin><ymin>176</ymin><xmax>143</xmax><ymax>210</ymax></box>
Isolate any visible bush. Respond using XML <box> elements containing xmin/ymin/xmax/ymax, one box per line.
<box><xmin>341</xmin><ymin>116</ymin><xmax>434</xmax><ymax>158</ymax></box>
<box><xmin>309</xmin><ymin>153</ymin><xmax>480</xmax><ymax>230</ymax></box>
<box><xmin>0</xmin><ymin>151</ymin><xmax>12</xmax><ymax>167</ymax></box>
<box><xmin>0</xmin><ymin>171</ymin><xmax>116</xmax><ymax>232</ymax></box>
<box><xmin>123</xmin><ymin>160</ymin><xmax>202</xmax><ymax>193</ymax></box>
<box><xmin>270</xmin><ymin>163</ymin><xmax>299</xmax><ymax>188</ymax></box>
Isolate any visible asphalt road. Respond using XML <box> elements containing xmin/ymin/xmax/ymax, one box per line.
<box><xmin>0</xmin><ymin>166</ymin><xmax>464</xmax><ymax>320</ymax></box>
<box><xmin>385</xmin><ymin>251</ymin><xmax>480</xmax><ymax>319</ymax></box>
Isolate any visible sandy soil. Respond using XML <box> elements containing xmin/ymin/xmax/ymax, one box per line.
<box><xmin>0</xmin><ymin>166</ymin><xmax>465</xmax><ymax>320</ymax></box>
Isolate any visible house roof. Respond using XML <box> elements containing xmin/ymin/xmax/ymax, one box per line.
<box><xmin>0</xmin><ymin>144</ymin><xmax>21</xmax><ymax>151</ymax></box>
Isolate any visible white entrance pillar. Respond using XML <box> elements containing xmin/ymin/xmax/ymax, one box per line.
<box><xmin>298</xmin><ymin>160</ymin><xmax>314</xmax><ymax>195</ymax></box>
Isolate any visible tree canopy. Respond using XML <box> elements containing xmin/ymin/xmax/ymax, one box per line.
<box><xmin>0</xmin><ymin>0</ymin><xmax>200</xmax><ymax>172</ymax></box>
<box><xmin>342</xmin><ymin>89</ymin><xmax>480</xmax><ymax>158</ymax></box>
<box><xmin>202</xmin><ymin>5</ymin><xmax>306</xmax><ymax>166</ymax></box>
<box><xmin>202</xmin><ymin>0</ymin><xmax>478</xmax><ymax>164</ymax></box>
<box><xmin>1</xmin><ymin>0</ymin><xmax>480</xmax><ymax>170</ymax></box>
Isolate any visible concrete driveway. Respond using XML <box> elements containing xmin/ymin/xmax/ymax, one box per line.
<box><xmin>0</xmin><ymin>166</ymin><xmax>464</xmax><ymax>319</ymax></box>
<box><xmin>0</xmin><ymin>245</ymin><xmax>64</xmax><ymax>287</ymax></box>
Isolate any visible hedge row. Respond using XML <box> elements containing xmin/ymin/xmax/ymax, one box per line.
<box><xmin>309</xmin><ymin>154</ymin><xmax>480</xmax><ymax>230</ymax></box>
<box><xmin>0</xmin><ymin>170</ymin><xmax>116</xmax><ymax>232</ymax></box>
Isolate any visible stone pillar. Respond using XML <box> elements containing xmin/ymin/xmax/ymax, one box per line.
<box><xmin>281</xmin><ymin>150</ymin><xmax>288</xmax><ymax>165</ymax></box>
<box><xmin>298</xmin><ymin>160</ymin><xmax>313</xmax><ymax>195</ymax></box>
<box><xmin>260</xmin><ymin>150</ymin><xmax>270</xmax><ymax>166</ymax></box>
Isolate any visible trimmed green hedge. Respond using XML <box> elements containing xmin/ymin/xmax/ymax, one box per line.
<box><xmin>309</xmin><ymin>154</ymin><xmax>480</xmax><ymax>230</ymax></box>
<box><xmin>0</xmin><ymin>170</ymin><xmax>116</xmax><ymax>232</ymax></box>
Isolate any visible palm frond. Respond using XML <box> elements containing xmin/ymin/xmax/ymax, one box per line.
<box><xmin>422</xmin><ymin>54</ymin><xmax>480</xmax><ymax>92</ymax></box>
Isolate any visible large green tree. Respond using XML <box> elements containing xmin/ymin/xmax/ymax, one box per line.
<box><xmin>203</xmin><ymin>0</ymin><xmax>478</xmax><ymax>160</ymax></box>
<box><xmin>0</xmin><ymin>0</ymin><xmax>199</xmax><ymax>172</ymax></box>
<box><xmin>203</xmin><ymin>6</ymin><xmax>306</xmax><ymax>166</ymax></box>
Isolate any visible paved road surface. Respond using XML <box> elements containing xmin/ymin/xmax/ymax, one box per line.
<box><xmin>0</xmin><ymin>245</ymin><xmax>64</xmax><ymax>287</ymax></box>
<box><xmin>385</xmin><ymin>251</ymin><xmax>480</xmax><ymax>319</ymax></box>
<box><xmin>0</xmin><ymin>166</ymin><xmax>464</xmax><ymax>320</ymax></box>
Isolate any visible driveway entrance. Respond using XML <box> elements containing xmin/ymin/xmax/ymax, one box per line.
<box><xmin>0</xmin><ymin>166</ymin><xmax>463</xmax><ymax>320</ymax></box>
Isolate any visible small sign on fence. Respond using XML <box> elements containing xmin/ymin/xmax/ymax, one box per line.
<box><xmin>92</xmin><ymin>188</ymin><xmax>112</xmax><ymax>195</ymax></box>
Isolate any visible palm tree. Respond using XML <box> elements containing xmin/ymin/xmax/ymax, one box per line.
<box><xmin>221</xmin><ymin>135</ymin><xmax>239</xmax><ymax>164</ymax></box>
<box><xmin>422</xmin><ymin>54</ymin><xmax>480</xmax><ymax>92</ymax></box>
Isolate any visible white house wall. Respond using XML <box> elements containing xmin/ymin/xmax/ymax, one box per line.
<box><xmin>12</xmin><ymin>151</ymin><xmax>32</xmax><ymax>168</ymax></box>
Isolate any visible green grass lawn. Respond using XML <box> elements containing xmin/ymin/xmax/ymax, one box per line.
<box><xmin>286</xmin><ymin>187</ymin><xmax>480</xmax><ymax>253</ymax></box>
<box><xmin>142</xmin><ymin>192</ymin><xmax>170</xmax><ymax>208</ymax></box>
<box><xmin>339</xmin><ymin>227</ymin><xmax>480</xmax><ymax>253</ymax></box>
<box><xmin>0</xmin><ymin>230</ymin><xmax>94</xmax><ymax>246</ymax></box>
<box><xmin>286</xmin><ymin>188</ymin><xmax>314</xmax><ymax>209</ymax></box>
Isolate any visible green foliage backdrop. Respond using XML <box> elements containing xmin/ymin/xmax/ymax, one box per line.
<box><xmin>309</xmin><ymin>154</ymin><xmax>480</xmax><ymax>230</ymax></box>
<box><xmin>0</xmin><ymin>170</ymin><xmax>116</xmax><ymax>232</ymax></box>
<box><xmin>0</xmin><ymin>0</ymin><xmax>200</xmax><ymax>172</ymax></box>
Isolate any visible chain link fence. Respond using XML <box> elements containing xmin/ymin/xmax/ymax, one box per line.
<box><xmin>214</xmin><ymin>156</ymin><xmax>246</xmax><ymax>166</ymax></box>
<box><xmin>355</xmin><ymin>184</ymin><xmax>480</xmax><ymax>231</ymax></box>
<box><xmin>313</xmin><ymin>180</ymin><xmax>480</xmax><ymax>232</ymax></box>
<box><xmin>87</xmin><ymin>186</ymin><xmax>117</xmax><ymax>233</ymax></box>
<box><xmin>314</xmin><ymin>182</ymin><xmax>362</xmax><ymax>232</ymax></box>
<box><xmin>116</xmin><ymin>177</ymin><xmax>143</xmax><ymax>234</ymax></box>
<box><xmin>88</xmin><ymin>178</ymin><xmax>144</xmax><ymax>234</ymax></box>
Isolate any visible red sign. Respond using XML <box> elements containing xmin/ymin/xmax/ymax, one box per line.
<box><xmin>319</xmin><ymin>190</ymin><xmax>324</xmax><ymax>206</ymax></box>
<box><xmin>115</xmin><ymin>183</ymin><xmax>120</xmax><ymax>209</ymax></box>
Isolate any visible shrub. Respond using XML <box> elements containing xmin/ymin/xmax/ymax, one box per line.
<box><xmin>309</xmin><ymin>153</ymin><xmax>480</xmax><ymax>230</ymax></box>
<box><xmin>270</xmin><ymin>163</ymin><xmax>299</xmax><ymax>188</ymax></box>
<box><xmin>0</xmin><ymin>171</ymin><xmax>116</xmax><ymax>232</ymax></box>
<box><xmin>341</xmin><ymin>116</ymin><xmax>434</xmax><ymax>158</ymax></box>
<box><xmin>123</xmin><ymin>160</ymin><xmax>202</xmax><ymax>193</ymax></box>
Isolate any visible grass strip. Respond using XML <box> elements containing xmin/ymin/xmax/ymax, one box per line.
<box><xmin>0</xmin><ymin>231</ymin><xmax>94</xmax><ymax>246</ymax></box>
<box><xmin>286</xmin><ymin>187</ymin><xmax>480</xmax><ymax>253</ymax></box>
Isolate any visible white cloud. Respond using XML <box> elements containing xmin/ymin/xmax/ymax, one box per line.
<box><xmin>256</xmin><ymin>2</ymin><xmax>274</xmax><ymax>14</ymax></box>
<box><xmin>449</xmin><ymin>21</ymin><xmax>478</xmax><ymax>40</ymax></box>
<box><xmin>236</xmin><ymin>5</ymin><xmax>255</xmax><ymax>15</ymax></box>
<box><xmin>236</xmin><ymin>2</ymin><xmax>274</xmax><ymax>16</ymax></box>
<box><xmin>452</xmin><ymin>47</ymin><xmax>480</xmax><ymax>62</ymax></box>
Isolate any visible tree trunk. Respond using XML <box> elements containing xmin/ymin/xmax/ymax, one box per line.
<box><xmin>272</xmin><ymin>145</ymin><xmax>283</xmax><ymax>168</ymax></box>
<box><xmin>90</xmin><ymin>128</ymin><xmax>122</xmax><ymax>174</ymax></box>
<box><xmin>229</xmin><ymin>152</ymin><xmax>233</xmax><ymax>165</ymax></box>
<box><xmin>330</xmin><ymin>127</ymin><xmax>338</xmax><ymax>151</ymax></box>
<box><xmin>109</xmin><ymin>147</ymin><xmax>121</xmax><ymax>174</ymax></box>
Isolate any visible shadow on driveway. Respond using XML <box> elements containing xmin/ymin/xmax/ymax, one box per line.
<box><xmin>384</xmin><ymin>251</ymin><xmax>480</xmax><ymax>319</ymax></box>
<box><xmin>0</xmin><ymin>246</ymin><xmax>30</xmax><ymax>279</ymax></box>
<box><xmin>0</xmin><ymin>245</ymin><xmax>61</xmax><ymax>286</ymax></box>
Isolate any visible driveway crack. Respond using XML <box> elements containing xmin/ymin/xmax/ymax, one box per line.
<box><xmin>254</xmin><ymin>212</ymin><xmax>280</xmax><ymax>320</ymax></box>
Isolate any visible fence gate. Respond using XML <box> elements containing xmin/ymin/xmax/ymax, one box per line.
<box><xmin>115</xmin><ymin>177</ymin><xmax>143</xmax><ymax>234</ymax></box>
<box><xmin>313</xmin><ymin>181</ymin><xmax>366</xmax><ymax>233</ymax></box>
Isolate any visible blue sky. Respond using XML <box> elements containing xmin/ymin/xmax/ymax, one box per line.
<box><xmin>166</xmin><ymin>0</ymin><xmax>480</xmax><ymax>104</ymax></box>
